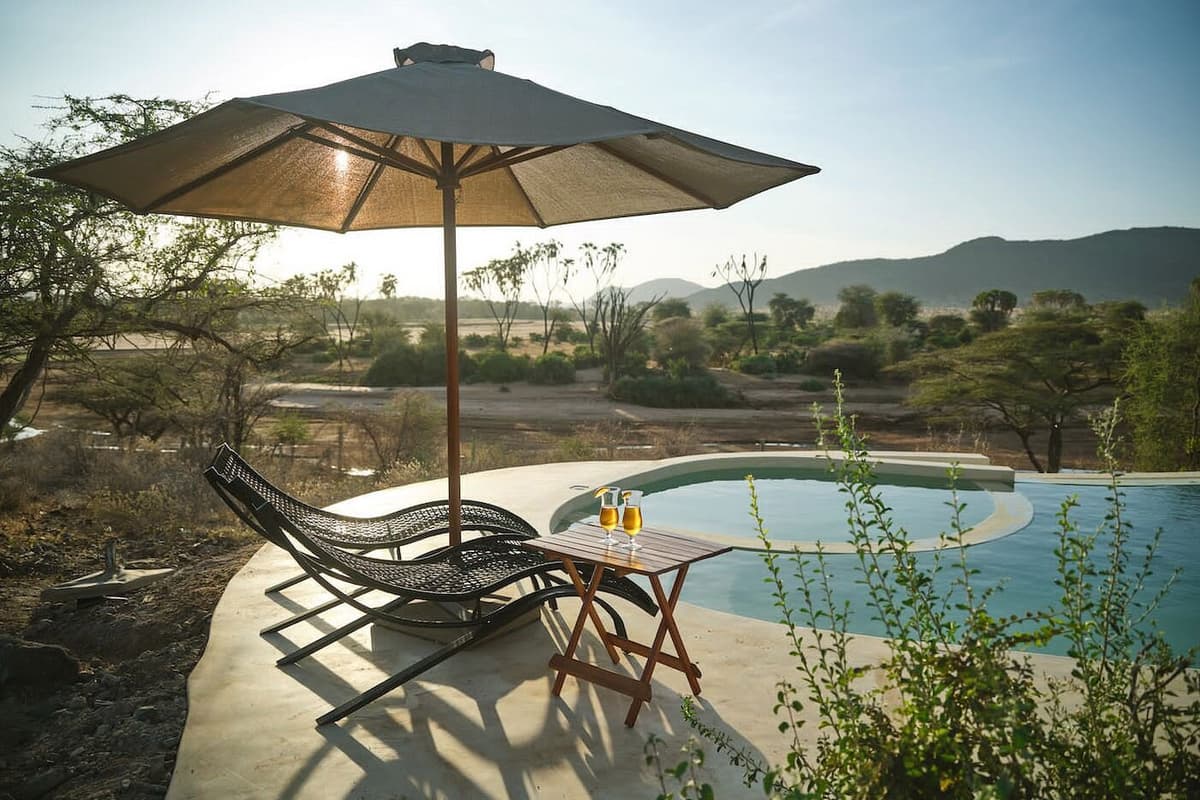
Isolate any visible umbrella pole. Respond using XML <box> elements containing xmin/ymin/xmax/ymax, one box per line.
<box><xmin>440</xmin><ymin>143</ymin><xmax>462</xmax><ymax>545</ymax></box>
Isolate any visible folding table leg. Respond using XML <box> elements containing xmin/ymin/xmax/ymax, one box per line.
<box><xmin>561</xmin><ymin>559</ymin><xmax>620</xmax><ymax>663</ymax></box>
<box><xmin>551</xmin><ymin>562</ymin><xmax>607</xmax><ymax>696</ymax></box>
<box><xmin>624</xmin><ymin>565</ymin><xmax>693</xmax><ymax>726</ymax></box>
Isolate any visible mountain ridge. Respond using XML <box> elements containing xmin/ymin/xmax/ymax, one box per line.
<box><xmin>660</xmin><ymin>227</ymin><xmax>1199</xmax><ymax>309</ymax></box>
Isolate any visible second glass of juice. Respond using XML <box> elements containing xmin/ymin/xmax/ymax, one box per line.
<box><xmin>620</xmin><ymin>490</ymin><xmax>643</xmax><ymax>550</ymax></box>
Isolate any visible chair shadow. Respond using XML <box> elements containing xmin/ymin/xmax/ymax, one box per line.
<box><xmin>263</xmin><ymin>597</ymin><xmax>774</xmax><ymax>799</ymax></box>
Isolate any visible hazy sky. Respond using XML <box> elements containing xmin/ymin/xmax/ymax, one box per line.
<box><xmin>2</xmin><ymin>0</ymin><xmax>1198</xmax><ymax>298</ymax></box>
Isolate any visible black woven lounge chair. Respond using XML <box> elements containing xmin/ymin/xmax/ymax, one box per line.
<box><xmin>207</xmin><ymin>444</ymin><xmax>537</xmax><ymax>597</ymax></box>
<box><xmin>220</xmin><ymin>478</ymin><xmax>656</xmax><ymax>725</ymax></box>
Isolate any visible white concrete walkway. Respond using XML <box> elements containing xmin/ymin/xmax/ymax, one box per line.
<box><xmin>167</xmin><ymin>455</ymin><xmax>1073</xmax><ymax>799</ymax></box>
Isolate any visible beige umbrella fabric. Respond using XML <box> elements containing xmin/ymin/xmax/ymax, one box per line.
<box><xmin>34</xmin><ymin>42</ymin><xmax>820</xmax><ymax>540</ymax></box>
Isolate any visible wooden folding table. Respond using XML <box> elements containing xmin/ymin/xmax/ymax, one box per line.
<box><xmin>523</xmin><ymin>523</ymin><xmax>732</xmax><ymax>726</ymax></box>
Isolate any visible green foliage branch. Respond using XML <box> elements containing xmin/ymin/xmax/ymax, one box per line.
<box><xmin>0</xmin><ymin>94</ymin><xmax>277</xmax><ymax>431</ymax></box>
<box><xmin>655</xmin><ymin>375</ymin><xmax>1198</xmax><ymax>799</ymax></box>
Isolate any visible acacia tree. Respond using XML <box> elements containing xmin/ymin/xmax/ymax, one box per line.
<box><xmin>970</xmin><ymin>288</ymin><xmax>1018</xmax><ymax>332</ymax></box>
<box><xmin>713</xmin><ymin>253</ymin><xmax>768</xmax><ymax>354</ymax></box>
<box><xmin>1029</xmin><ymin>289</ymin><xmax>1087</xmax><ymax>311</ymax></box>
<box><xmin>58</xmin><ymin>276</ymin><xmax>308</xmax><ymax>450</ymax></box>
<box><xmin>902</xmin><ymin>312</ymin><xmax>1119</xmax><ymax>472</ymax></box>
<box><xmin>0</xmin><ymin>94</ymin><xmax>275</xmax><ymax>431</ymax></box>
<box><xmin>524</xmin><ymin>240</ymin><xmax>572</xmax><ymax>354</ymax></box>
<box><xmin>875</xmin><ymin>290</ymin><xmax>920</xmax><ymax>328</ymax></box>
<box><xmin>462</xmin><ymin>247</ymin><xmax>529</xmax><ymax>349</ymax></box>
<box><xmin>768</xmin><ymin>292</ymin><xmax>815</xmax><ymax>332</ymax></box>
<box><xmin>566</xmin><ymin>242</ymin><xmax>624</xmax><ymax>354</ymax></box>
<box><xmin>282</xmin><ymin>262</ymin><xmax>365</xmax><ymax>374</ymax></box>
<box><xmin>834</xmin><ymin>284</ymin><xmax>878</xmax><ymax>329</ymax></box>
<box><xmin>651</xmin><ymin>298</ymin><xmax>691</xmax><ymax>322</ymax></box>
<box><xmin>596</xmin><ymin>287</ymin><xmax>662</xmax><ymax>389</ymax></box>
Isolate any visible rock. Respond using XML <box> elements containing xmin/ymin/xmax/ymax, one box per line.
<box><xmin>66</xmin><ymin>694</ymin><xmax>88</xmax><ymax>710</ymax></box>
<box><xmin>146</xmin><ymin>754</ymin><xmax>167</xmax><ymax>782</ymax></box>
<box><xmin>0</xmin><ymin>634</ymin><xmax>80</xmax><ymax>690</ymax></box>
<box><xmin>25</xmin><ymin>618</ymin><xmax>53</xmax><ymax>636</ymax></box>
<box><xmin>95</xmin><ymin>723</ymin><xmax>111</xmax><ymax>738</ymax></box>
<box><xmin>132</xmin><ymin>705</ymin><xmax>160</xmax><ymax>723</ymax></box>
<box><xmin>16</xmin><ymin>766</ymin><xmax>69</xmax><ymax>799</ymax></box>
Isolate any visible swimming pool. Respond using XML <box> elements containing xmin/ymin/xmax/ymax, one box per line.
<box><xmin>561</xmin><ymin>466</ymin><xmax>1198</xmax><ymax>657</ymax></box>
<box><xmin>673</xmin><ymin>479</ymin><xmax>1199</xmax><ymax>657</ymax></box>
<box><xmin>627</xmin><ymin>466</ymin><xmax>996</xmax><ymax>545</ymax></box>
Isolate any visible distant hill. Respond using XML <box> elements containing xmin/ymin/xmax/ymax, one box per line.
<box><xmin>624</xmin><ymin>277</ymin><xmax>707</xmax><ymax>304</ymax></box>
<box><xmin>685</xmin><ymin>227</ymin><xmax>1200</xmax><ymax>310</ymax></box>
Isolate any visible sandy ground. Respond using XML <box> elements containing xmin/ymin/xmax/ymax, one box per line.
<box><xmin>262</xmin><ymin>366</ymin><xmax>1102</xmax><ymax>471</ymax></box>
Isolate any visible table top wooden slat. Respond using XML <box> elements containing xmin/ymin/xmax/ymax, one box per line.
<box><xmin>523</xmin><ymin>524</ymin><xmax>732</xmax><ymax>575</ymax></box>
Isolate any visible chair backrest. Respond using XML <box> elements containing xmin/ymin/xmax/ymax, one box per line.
<box><xmin>205</xmin><ymin>444</ymin><xmax>539</xmax><ymax>547</ymax></box>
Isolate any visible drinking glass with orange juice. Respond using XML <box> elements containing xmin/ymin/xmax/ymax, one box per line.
<box><xmin>593</xmin><ymin>486</ymin><xmax>621</xmax><ymax>545</ymax></box>
<box><xmin>620</xmin><ymin>490</ymin><xmax>643</xmax><ymax>550</ymax></box>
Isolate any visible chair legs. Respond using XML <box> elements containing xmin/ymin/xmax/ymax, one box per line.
<box><xmin>276</xmin><ymin>596</ymin><xmax>416</xmax><ymax>666</ymax></box>
<box><xmin>261</xmin><ymin>586</ymin><xmax>374</xmax><ymax>635</ymax></box>
<box><xmin>264</xmin><ymin>571</ymin><xmax>311</xmax><ymax>595</ymax></box>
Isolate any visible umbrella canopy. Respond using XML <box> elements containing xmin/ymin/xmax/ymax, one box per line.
<box><xmin>33</xmin><ymin>43</ymin><xmax>820</xmax><ymax>540</ymax></box>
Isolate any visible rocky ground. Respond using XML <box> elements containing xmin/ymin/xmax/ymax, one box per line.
<box><xmin>0</xmin><ymin>370</ymin><xmax>1105</xmax><ymax>799</ymax></box>
<box><xmin>0</xmin><ymin>533</ymin><xmax>258</xmax><ymax>800</ymax></box>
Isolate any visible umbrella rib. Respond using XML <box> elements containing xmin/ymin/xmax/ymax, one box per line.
<box><xmin>307</xmin><ymin>121</ymin><xmax>440</xmax><ymax>180</ymax></box>
<box><xmin>490</xmin><ymin>145</ymin><xmax>546</xmax><ymax>227</ymax></box>
<box><xmin>592</xmin><ymin>141</ymin><xmax>723</xmax><ymax>208</ymax></box>
<box><xmin>458</xmin><ymin>145</ymin><xmax>569</xmax><ymax>179</ymax></box>
<box><xmin>414</xmin><ymin>139</ymin><xmax>443</xmax><ymax>174</ymax></box>
<box><xmin>453</xmin><ymin>145</ymin><xmax>482</xmax><ymax>171</ymax></box>
<box><xmin>340</xmin><ymin>134</ymin><xmax>402</xmax><ymax>233</ymax></box>
<box><xmin>137</xmin><ymin>122</ymin><xmax>313</xmax><ymax>213</ymax></box>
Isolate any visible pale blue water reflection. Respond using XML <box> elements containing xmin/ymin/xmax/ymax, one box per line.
<box><xmin>678</xmin><ymin>480</ymin><xmax>1199</xmax><ymax>657</ymax></box>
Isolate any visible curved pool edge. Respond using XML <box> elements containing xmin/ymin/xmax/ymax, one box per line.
<box><xmin>1018</xmin><ymin>470</ymin><xmax>1200</xmax><ymax>486</ymax></box>
<box><xmin>326</xmin><ymin>451</ymin><xmax>1026</xmax><ymax>555</ymax></box>
<box><xmin>548</xmin><ymin>453</ymin><xmax>1029</xmax><ymax>554</ymax></box>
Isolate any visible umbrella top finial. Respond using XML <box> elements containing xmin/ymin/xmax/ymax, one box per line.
<box><xmin>393</xmin><ymin>43</ymin><xmax>495</xmax><ymax>71</ymax></box>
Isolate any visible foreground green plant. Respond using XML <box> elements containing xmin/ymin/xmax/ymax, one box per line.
<box><xmin>655</xmin><ymin>376</ymin><xmax>1198</xmax><ymax>799</ymax></box>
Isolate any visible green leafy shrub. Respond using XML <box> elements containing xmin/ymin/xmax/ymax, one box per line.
<box><xmin>309</xmin><ymin>349</ymin><xmax>336</xmax><ymax>364</ymax></box>
<box><xmin>797</xmin><ymin>378</ymin><xmax>825</xmax><ymax>392</ymax></box>
<box><xmin>461</xmin><ymin>332</ymin><xmax>489</xmax><ymax>349</ymax></box>
<box><xmin>572</xmin><ymin>346</ymin><xmax>604</xmax><ymax>369</ymax></box>
<box><xmin>658</xmin><ymin>382</ymin><xmax>1200</xmax><ymax>799</ymax></box>
<box><xmin>529</xmin><ymin>352</ymin><xmax>576</xmax><ymax>385</ymax></box>
<box><xmin>361</xmin><ymin>341</ymin><xmax>475</xmax><ymax>386</ymax></box>
<box><xmin>270</xmin><ymin>411</ymin><xmax>310</xmax><ymax>450</ymax></box>
<box><xmin>653</xmin><ymin>317</ymin><xmax>711</xmax><ymax>371</ymax></box>
<box><xmin>472</xmin><ymin>349</ymin><xmax>531</xmax><ymax>383</ymax></box>
<box><xmin>610</xmin><ymin>372</ymin><xmax>738</xmax><ymax>408</ymax></box>
<box><xmin>772</xmin><ymin>346</ymin><xmax>804</xmax><ymax>373</ymax></box>
<box><xmin>804</xmin><ymin>338</ymin><xmax>882</xmax><ymax>379</ymax></box>
<box><xmin>733</xmin><ymin>353</ymin><xmax>776</xmax><ymax>376</ymax></box>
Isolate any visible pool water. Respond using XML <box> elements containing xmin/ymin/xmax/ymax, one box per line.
<box><xmin>629</xmin><ymin>467</ymin><xmax>994</xmax><ymax>544</ymax></box>
<box><xmin>676</xmin><ymin>480</ymin><xmax>1200</xmax><ymax>657</ymax></box>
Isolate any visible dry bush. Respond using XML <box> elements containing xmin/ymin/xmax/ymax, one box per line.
<box><xmin>650</xmin><ymin>422</ymin><xmax>703</xmax><ymax>458</ymax></box>
<box><xmin>1</xmin><ymin>430</ymin><xmax>96</xmax><ymax>503</ymax></box>
<box><xmin>561</xmin><ymin>419</ymin><xmax>633</xmax><ymax>460</ymax></box>
<box><xmin>924</xmin><ymin>421</ymin><xmax>991</xmax><ymax>455</ymax></box>
<box><xmin>463</xmin><ymin>440</ymin><xmax>539</xmax><ymax>473</ymax></box>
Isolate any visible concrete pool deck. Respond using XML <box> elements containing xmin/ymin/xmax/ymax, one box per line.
<box><xmin>167</xmin><ymin>453</ymin><xmax>1093</xmax><ymax>798</ymax></box>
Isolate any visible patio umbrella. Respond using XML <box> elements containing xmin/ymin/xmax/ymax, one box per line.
<box><xmin>33</xmin><ymin>42</ymin><xmax>820</xmax><ymax>542</ymax></box>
